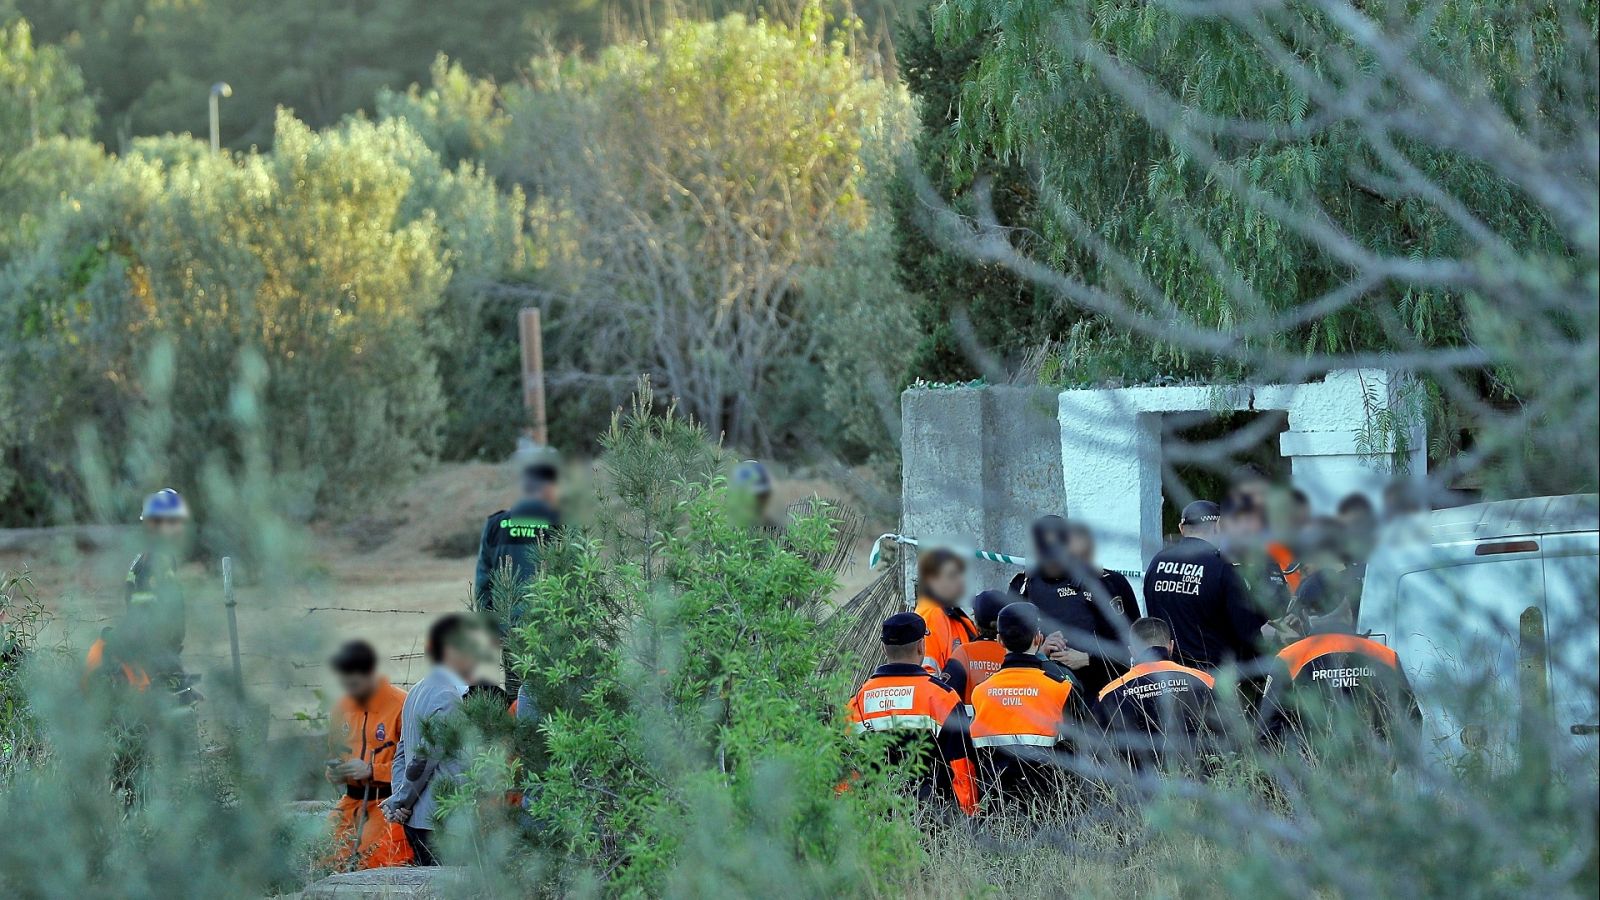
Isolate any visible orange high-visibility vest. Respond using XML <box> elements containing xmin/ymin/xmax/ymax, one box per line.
<box><xmin>951</xmin><ymin>638</ymin><xmax>1006</xmax><ymax>705</ymax></box>
<box><xmin>847</xmin><ymin>664</ymin><xmax>978</xmax><ymax>815</ymax></box>
<box><xmin>1277</xmin><ymin>632</ymin><xmax>1399</xmax><ymax>679</ymax></box>
<box><xmin>83</xmin><ymin>637</ymin><xmax>151</xmax><ymax>692</ymax></box>
<box><xmin>915</xmin><ymin>596</ymin><xmax>979</xmax><ymax>676</ymax></box>
<box><xmin>970</xmin><ymin>664</ymin><xmax>1077</xmax><ymax>751</ymax></box>
<box><xmin>1268</xmin><ymin>541</ymin><xmax>1301</xmax><ymax>594</ymax></box>
<box><xmin>1097</xmin><ymin>659</ymin><xmax>1216</xmax><ymax>702</ymax></box>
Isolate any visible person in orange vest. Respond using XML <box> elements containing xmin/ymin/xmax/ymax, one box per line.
<box><xmin>846</xmin><ymin>612</ymin><xmax>978</xmax><ymax>816</ymax></box>
<box><xmin>969</xmin><ymin>602</ymin><xmax>1095</xmax><ymax>804</ymax></box>
<box><xmin>325</xmin><ymin>640</ymin><xmax>413</xmax><ymax>870</ymax></box>
<box><xmin>1263</xmin><ymin>616</ymin><xmax>1421</xmax><ymax>750</ymax></box>
<box><xmin>83</xmin><ymin>627</ymin><xmax>152</xmax><ymax>693</ymax></box>
<box><xmin>950</xmin><ymin>591</ymin><xmax>1011</xmax><ymax>708</ymax></box>
<box><xmin>913</xmin><ymin>548</ymin><xmax>979</xmax><ymax>696</ymax></box>
<box><xmin>1095</xmin><ymin>617</ymin><xmax>1218</xmax><ymax>771</ymax></box>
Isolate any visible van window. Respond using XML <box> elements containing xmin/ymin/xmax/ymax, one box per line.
<box><xmin>1396</xmin><ymin>557</ymin><xmax>1544</xmax><ymax>707</ymax></box>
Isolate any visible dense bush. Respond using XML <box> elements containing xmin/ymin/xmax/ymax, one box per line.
<box><xmin>0</xmin><ymin>110</ymin><xmax>523</xmax><ymax>523</ymax></box>
<box><xmin>434</xmin><ymin>383</ymin><xmax>920</xmax><ymax>894</ymax></box>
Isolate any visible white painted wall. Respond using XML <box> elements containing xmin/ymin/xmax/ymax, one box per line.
<box><xmin>1057</xmin><ymin>369</ymin><xmax>1426</xmax><ymax>595</ymax></box>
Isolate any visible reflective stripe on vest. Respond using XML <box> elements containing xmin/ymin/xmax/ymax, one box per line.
<box><xmin>853</xmin><ymin>714</ymin><xmax>941</xmax><ymax>734</ymax></box>
<box><xmin>972</xmin><ymin>733</ymin><xmax>1059</xmax><ymax>749</ymax></box>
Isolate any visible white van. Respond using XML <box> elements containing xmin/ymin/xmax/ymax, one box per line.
<box><xmin>1356</xmin><ymin>494</ymin><xmax>1599</xmax><ymax>760</ymax></box>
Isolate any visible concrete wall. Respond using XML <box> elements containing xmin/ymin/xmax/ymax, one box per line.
<box><xmin>901</xmin><ymin>371</ymin><xmax>1424</xmax><ymax>603</ymax></box>
<box><xmin>900</xmin><ymin>385</ymin><xmax>1062</xmax><ymax>598</ymax></box>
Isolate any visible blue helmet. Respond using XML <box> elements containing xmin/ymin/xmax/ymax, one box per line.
<box><xmin>140</xmin><ymin>488</ymin><xmax>190</xmax><ymax>522</ymax></box>
<box><xmin>731</xmin><ymin>459</ymin><xmax>772</xmax><ymax>497</ymax></box>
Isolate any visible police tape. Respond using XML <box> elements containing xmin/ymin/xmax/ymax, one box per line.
<box><xmin>867</xmin><ymin>533</ymin><xmax>1029</xmax><ymax>570</ymax></box>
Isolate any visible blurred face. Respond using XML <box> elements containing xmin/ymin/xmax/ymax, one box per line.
<box><xmin>441</xmin><ymin>626</ymin><xmax>489</xmax><ymax>680</ymax></box>
<box><xmin>1235</xmin><ymin>478</ymin><xmax>1270</xmax><ymax>509</ymax></box>
<box><xmin>144</xmin><ymin>517</ymin><xmax>187</xmax><ymax>543</ymax></box>
<box><xmin>1066</xmin><ymin>528</ymin><xmax>1095</xmax><ymax>565</ymax></box>
<box><xmin>337</xmin><ymin>670</ymin><xmax>379</xmax><ymax>701</ymax></box>
<box><xmin>925</xmin><ymin>561</ymin><xmax>966</xmax><ymax>606</ymax></box>
<box><xmin>1223</xmin><ymin>510</ymin><xmax>1265</xmax><ymax>540</ymax></box>
<box><xmin>523</xmin><ymin>469</ymin><xmax>561</xmax><ymax>506</ymax></box>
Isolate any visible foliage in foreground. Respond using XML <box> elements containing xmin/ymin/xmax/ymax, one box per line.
<box><xmin>436</xmin><ymin>383</ymin><xmax>920</xmax><ymax>894</ymax></box>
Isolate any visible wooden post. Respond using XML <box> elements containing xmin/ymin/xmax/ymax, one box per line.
<box><xmin>1517</xmin><ymin>605</ymin><xmax>1551</xmax><ymax>783</ymax></box>
<box><xmin>223</xmin><ymin>556</ymin><xmax>243</xmax><ymax>691</ymax></box>
<box><xmin>518</xmin><ymin>308</ymin><xmax>548</xmax><ymax>446</ymax></box>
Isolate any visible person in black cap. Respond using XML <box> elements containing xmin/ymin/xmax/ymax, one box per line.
<box><xmin>1010</xmin><ymin>515</ymin><xmax>1139</xmax><ymax>698</ymax></box>
<box><xmin>1142</xmin><ymin>500</ymin><xmax>1267</xmax><ymax>671</ymax></box>
<box><xmin>968</xmin><ymin>602</ymin><xmax>1097</xmax><ymax>805</ymax></box>
<box><xmin>846</xmin><ymin>612</ymin><xmax>977</xmax><ymax>815</ymax></box>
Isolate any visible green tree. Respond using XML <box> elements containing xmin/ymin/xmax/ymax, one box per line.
<box><xmin>899</xmin><ymin>0</ymin><xmax>1598</xmax><ymax>491</ymax></box>
<box><xmin>0</xmin><ymin>17</ymin><xmax>100</xmax><ymax>260</ymax></box>
<box><xmin>0</xmin><ymin>112</ymin><xmax>505</xmax><ymax>522</ymax></box>
<box><xmin>492</xmin><ymin>12</ymin><xmax>905</xmax><ymax>453</ymax></box>
<box><xmin>439</xmin><ymin>382</ymin><xmax>919</xmax><ymax>895</ymax></box>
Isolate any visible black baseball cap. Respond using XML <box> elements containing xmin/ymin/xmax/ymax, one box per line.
<box><xmin>1181</xmin><ymin>500</ymin><xmax>1221</xmax><ymax>526</ymax></box>
<box><xmin>971</xmin><ymin>590</ymin><xmax>1012</xmax><ymax>631</ymax></box>
<box><xmin>881</xmin><ymin>611</ymin><xmax>929</xmax><ymax>646</ymax></box>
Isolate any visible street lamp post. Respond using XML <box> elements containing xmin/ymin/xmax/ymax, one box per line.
<box><xmin>209</xmin><ymin>82</ymin><xmax>232</xmax><ymax>153</ymax></box>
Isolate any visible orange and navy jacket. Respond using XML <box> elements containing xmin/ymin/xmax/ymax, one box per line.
<box><xmin>951</xmin><ymin>636</ymin><xmax>1007</xmax><ymax>707</ymax></box>
<box><xmin>331</xmin><ymin>678</ymin><xmax>408</xmax><ymax>800</ymax></box>
<box><xmin>1095</xmin><ymin>650</ymin><xmax>1217</xmax><ymax>767</ymax></box>
<box><xmin>970</xmin><ymin>654</ymin><xmax>1094</xmax><ymax>758</ymax></box>
<box><xmin>1264</xmin><ymin>632</ymin><xmax>1420</xmax><ymax>739</ymax></box>
<box><xmin>847</xmin><ymin>662</ymin><xmax>978</xmax><ymax>815</ymax></box>
<box><xmin>1267</xmin><ymin>541</ymin><xmax>1301</xmax><ymax>595</ymax></box>
<box><xmin>914</xmin><ymin>596</ymin><xmax>980</xmax><ymax>695</ymax></box>
<box><xmin>83</xmin><ymin>636</ymin><xmax>151</xmax><ymax>692</ymax></box>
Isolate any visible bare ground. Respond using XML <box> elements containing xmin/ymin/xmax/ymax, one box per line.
<box><xmin>4</xmin><ymin>461</ymin><xmax>885</xmax><ymax>737</ymax></box>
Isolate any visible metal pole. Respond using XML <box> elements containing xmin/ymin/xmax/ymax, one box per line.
<box><xmin>518</xmin><ymin>307</ymin><xmax>548</xmax><ymax>446</ymax></box>
<box><xmin>209</xmin><ymin>82</ymin><xmax>231</xmax><ymax>154</ymax></box>
<box><xmin>222</xmin><ymin>556</ymin><xmax>243</xmax><ymax>690</ymax></box>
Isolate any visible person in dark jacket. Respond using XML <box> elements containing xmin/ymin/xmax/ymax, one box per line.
<box><xmin>1262</xmin><ymin>612</ymin><xmax>1421</xmax><ymax>752</ymax></box>
<box><xmin>1010</xmin><ymin>516</ymin><xmax>1138</xmax><ymax>698</ymax></box>
<box><xmin>1219</xmin><ymin>493</ymin><xmax>1292</xmax><ymax>622</ymax></box>
<box><xmin>474</xmin><ymin>447</ymin><xmax>561</xmax><ymax>697</ymax></box>
<box><xmin>474</xmin><ymin>447</ymin><xmax>562</xmax><ymax>625</ymax></box>
<box><xmin>1143</xmin><ymin>501</ymin><xmax>1268</xmax><ymax>671</ymax></box>
<box><xmin>1095</xmin><ymin>617</ymin><xmax>1218</xmax><ymax>771</ymax></box>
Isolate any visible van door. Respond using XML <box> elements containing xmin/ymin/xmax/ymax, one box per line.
<box><xmin>1394</xmin><ymin>548</ymin><xmax>1545</xmax><ymax>754</ymax></box>
<box><xmin>1540</xmin><ymin>531</ymin><xmax>1600</xmax><ymax>747</ymax></box>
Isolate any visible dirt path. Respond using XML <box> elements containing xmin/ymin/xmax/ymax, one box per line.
<box><xmin>5</xmin><ymin>461</ymin><xmax>887</xmax><ymax>737</ymax></box>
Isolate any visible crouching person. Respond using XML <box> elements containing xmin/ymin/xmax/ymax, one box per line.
<box><xmin>324</xmin><ymin>640</ymin><xmax>412</xmax><ymax>870</ymax></box>
<box><xmin>969</xmin><ymin>602</ymin><xmax>1096</xmax><ymax>810</ymax></box>
<box><xmin>846</xmin><ymin>612</ymin><xmax>978</xmax><ymax>816</ymax></box>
